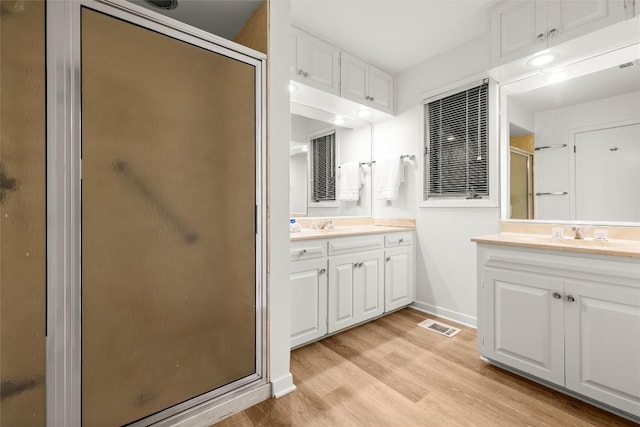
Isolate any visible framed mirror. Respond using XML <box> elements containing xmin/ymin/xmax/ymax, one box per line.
<box><xmin>290</xmin><ymin>105</ymin><xmax>372</xmax><ymax>217</ymax></box>
<box><xmin>500</xmin><ymin>42</ymin><xmax>640</xmax><ymax>225</ymax></box>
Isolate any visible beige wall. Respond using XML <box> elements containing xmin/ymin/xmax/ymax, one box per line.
<box><xmin>234</xmin><ymin>0</ymin><xmax>267</xmax><ymax>54</ymax></box>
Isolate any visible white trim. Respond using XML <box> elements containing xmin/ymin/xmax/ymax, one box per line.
<box><xmin>156</xmin><ymin>383</ymin><xmax>272</xmax><ymax>427</ymax></box>
<box><xmin>270</xmin><ymin>373</ymin><xmax>297</xmax><ymax>398</ymax></box>
<box><xmin>409</xmin><ymin>302</ymin><xmax>477</xmax><ymax>329</ymax></box>
<box><xmin>419</xmin><ymin>76</ymin><xmax>499</xmax><ymax>209</ymax></box>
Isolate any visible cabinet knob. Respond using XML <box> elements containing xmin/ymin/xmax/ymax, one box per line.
<box><xmin>548</xmin><ymin>28</ymin><xmax>557</xmax><ymax>37</ymax></box>
<box><xmin>319</xmin><ymin>268</ymin><xmax>326</xmax><ymax>275</ymax></box>
<box><xmin>566</xmin><ymin>295</ymin><xmax>575</xmax><ymax>303</ymax></box>
<box><xmin>386</xmin><ymin>256</ymin><xmax>391</xmax><ymax>261</ymax></box>
<box><xmin>370</xmin><ymin>97</ymin><xmax>374</xmax><ymax>102</ymax></box>
<box><xmin>299</xmin><ymin>249</ymin><xmax>307</xmax><ymax>255</ymax></box>
<box><xmin>304</xmin><ymin>71</ymin><xmax>310</xmax><ymax>78</ymax></box>
<box><xmin>297</xmin><ymin>69</ymin><xmax>304</xmax><ymax>76</ymax></box>
<box><xmin>537</xmin><ymin>33</ymin><xmax>545</xmax><ymax>41</ymax></box>
<box><xmin>552</xmin><ymin>292</ymin><xmax>562</xmax><ymax>299</ymax></box>
<box><xmin>398</xmin><ymin>238</ymin><xmax>404</xmax><ymax>243</ymax></box>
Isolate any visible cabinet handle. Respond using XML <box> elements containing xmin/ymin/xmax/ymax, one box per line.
<box><xmin>548</xmin><ymin>28</ymin><xmax>557</xmax><ymax>37</ymax></box>
<box><xmin>386</xmin><ymin>256</ymin><xmax>391</xmax><ymax>261</ymax></box>
<box><xmin>304</xmin><ymin>71</ymin><xmax>310</xmax><ymax>78</ymax></box>
<box><xmin>537</xmin><ymin>33</ymin><xmax>545</xmax><ymax>41</ymax></box>
<box><xmin>552</xmin><ymin>292</ymin><xmax>562</xmax><ymax>299</ymax></box>
<box><xmin>319</xmin><ymin>268</ymin><xmax>326</xmax><ymax>275</ymax></box>
<box><xmin>299</xmin><ymin>249</ymin><xmax>307</xmax><ymax>255</ymax></box>
<box><xmin>297</xmin><ymin>69</ymin><xmax>304</xmax><ymax>76</ymax></box>
<box><xmin>566</xmin><ymin>295</ymin><xmax>575</xmax><ymax>303</ymax></box>
<box><xmin>398</xmin><ymin>238</ymin><xmax>404</xmax><ymax>243</ymax></box>
<box><xmin>370</xmin><ymin>97</ymin><xmax>374</xmax><ymax>102</ymax></box>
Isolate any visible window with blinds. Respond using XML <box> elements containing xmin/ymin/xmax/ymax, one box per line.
<box><xmin>311</xmin><ymin>131</ymin><xmax>336</xmax><ymax>202</ymax></box>
<box><xmin>424</xmin><ymin>80</ymin><xmax>489</xmax><ymax>200</ymax></box>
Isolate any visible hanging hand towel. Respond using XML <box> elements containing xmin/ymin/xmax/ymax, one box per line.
<box><xmin>374</xmin><ymin>156</ymin><xmax>403</xmax><ymax>200</ymax></box>
<box><xmin>337</xmin><ymin>161</ymin><xmax>362</xmax><ymax>201</ymax></box>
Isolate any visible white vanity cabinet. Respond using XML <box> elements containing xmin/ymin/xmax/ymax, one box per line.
<box><xmin>290</xmin><ymin>229</ymin><xmax>415</xmax><ymax>348</ymax></box>
<box><xmin>489</xmin><ymin>0</ymin><xmax>626</xmax><ymax>66</ymax></box>
<box><xmin>384</xmin><ymin>232</ymin><xmax>415</xmax><ymax>312</ymax></box>
<box><xmin>340</xmin><ymin>52</ymin><xmax>394</xmax><ymax>114</ymax></box>
<box><xmin>290</xmin><ymin>240</ymin><xmax>328</xmax><ymax>348</ymax></box>
<box><xmin>291</xmin><ymin>27</ymin><xmax>340</xmax><ymax>95</ymax></box>
<box><xmin>478</xmin><ymin>244</ymin><xmax>640</xmax><ymax>418</ymax></box>
<box><xmin>327</xmin><ymin>235</ymin><xmax>385</xmax><ymax>333</ymax></box>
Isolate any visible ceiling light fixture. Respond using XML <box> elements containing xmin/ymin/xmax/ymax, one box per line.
<box><xmin>145</xmin><ymin>0</ymin><xmax>178</xmax><ymax>10</ymax></box>
<box><xmin>356</xmin><ymin>108</ymin><xmax>371</xmax><ymax>119</ymax></box>
<box><xmin>527</xmin><ymin>52</ymin><xmax>555</xmax><ymax>67</ymax></box>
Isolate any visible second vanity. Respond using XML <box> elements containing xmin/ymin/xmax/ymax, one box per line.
<box><xmin>473</xmin><ymin>229</ymin><xmax>640</xmax><ymax>420</ymax></box>
<box><xmin>290</xmin><ymin>220</ymin><xmax>415</xmax><ymax>348</ymax></box>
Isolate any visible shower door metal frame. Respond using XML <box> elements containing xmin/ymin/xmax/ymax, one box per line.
<box><xmin>46</xmin><ymin>1</ymin><xmax>268</xmax><ymax>425</ymax></box>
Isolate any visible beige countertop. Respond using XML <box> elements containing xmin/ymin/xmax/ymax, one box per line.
<box><xmin>290</xmin><ymin>225</ymin><xmax>414</xmax><ymax>241</ymax></box>
<box><xmin>472</xmin><ymin>233</ymin><xmax>640</xmax><ymax>258</ymax></box>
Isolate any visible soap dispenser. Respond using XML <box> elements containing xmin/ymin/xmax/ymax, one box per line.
<box><xmin>290</xmin><ymin>218</ymin><xmax>301</xmax><ymax>233</ymax></box>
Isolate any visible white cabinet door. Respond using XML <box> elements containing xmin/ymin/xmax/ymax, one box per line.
<box><xmin>483</xmin><ymin>268</ymin><xmax>565</xmax><ymax>386</ymax></box>
<box><xmin>340</xmin><ymin>52</ymin><xmax>368</xmax><ymax>104</ymax></box>
<box><xmin>490</xmin><ymin>0</ymin><xmax>547</xmax><ymax>65</ymax></box>
<box><xmin>290</xmin><ymin>257</ymin><xmax>328</xmax><ymax>348</ymax></box>
<box><xmin>384</xmin><ymin>245</ymin><xmax>414</xmax><ymax>312</ymax></box>
<box><xmin>293</xmin><ymin>29</ymin><xmax>340</xmax><ymax>95</ymax></box>
<box><xmin>328</xmin><ymin>250</ymin><xmax>383</xmax><ymax>333</ymax></box>
<box><xmin>547</xmin><ymin>0</ymin><xmax>626</xmax><ymax>46</ymax></box>
<box><xmin>489</xmin><ymin>0</ymin><xmax>625</xmax><ymax>65</ymax></box>
<box><xmin>564</xmin><ymin>280</ymin><xmax>640</xmax><ymax>417</ymax></box>
<box><xmin>340</xmin><ymin>52</ymin><xmax>394</xmax><ymax>114</ymax></box>
<box><xmin>369</xmin><ymin>66</ymin><xmax>394</xmax><ymax>114</ymax></box>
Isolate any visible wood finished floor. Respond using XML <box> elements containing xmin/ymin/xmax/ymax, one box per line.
<box><xmin>217</xmin><ymin>308</ymin><xmax>638</xmax><ymax>426</ymax></box>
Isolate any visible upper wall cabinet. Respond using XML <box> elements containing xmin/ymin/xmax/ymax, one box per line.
<box><xmin>490</xmin><ymin>0</ymin><xmax>627</xmax><ymax>66</ymax></box>
<box><xmin>340</xmin><ymin>52</ymin><xmax>394</xmax><ymax>114</ymax></box>
<box><xmin>291</xmin><ymin>28</ymin><xmax>340</xmax><ymax>95</ymax></box>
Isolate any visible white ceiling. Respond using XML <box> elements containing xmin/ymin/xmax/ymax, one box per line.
<box><xmin>291</xmin><ymin>0</ymin><xmax>498</xmax><ymax>73</ymax></box>
<box><xmin>128</xmin><ymin>0</ymin><xmax>263</xmax><ymax>40</ymax></box>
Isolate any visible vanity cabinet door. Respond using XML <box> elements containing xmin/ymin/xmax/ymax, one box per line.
<box><xmin>384</xmin><ymin>245</ymin><xmax>414</xmax><ymax>312</ymax></box>
<box><xmin>292</xmin><ymin>28</ymin><xmax>340</xmax><ymax>95</ymax></box>
<box><xmin>328</xmin><ymin>250</ymin><xmax>384</xmax><ymax>333</ymax></box>
<box><xmin>482</xmin><ymin>268</ymin><xmax>565</xmax><ymax>386</ymax></box>
<box><xmin>290</xmin><ymin>257</ymin><xmax>328</xmax><ymax>348</ymax></box>
<box><xmin>564</xmin><ymin>280</ymin><xmax>640</xmax><ymax>417</ymax></box>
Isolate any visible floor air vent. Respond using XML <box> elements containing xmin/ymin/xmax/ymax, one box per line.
<box><xmin>417</xmin><ymin>319</ymin><xmax>461</xmax><ymax>338</ymax></box>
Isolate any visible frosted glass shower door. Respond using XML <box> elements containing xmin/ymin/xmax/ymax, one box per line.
<box><xmin>81</xmin><ymin>8</ymin><xmax>261</xmax><ymax>426</ymax></box>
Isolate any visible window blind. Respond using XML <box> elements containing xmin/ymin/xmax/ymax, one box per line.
<box><xmin>424</xmin><ymin>81</ymin><xmax>488</xmax><ymax>200</ymax></box>
<box><xmin>311</xmin><ymin>132</ymin><xmax>336</xmax><ymax>202</ymax></box>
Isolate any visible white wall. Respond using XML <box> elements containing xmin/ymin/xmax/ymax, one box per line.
<box><xmin>534</xmin><ymin>91</ymin><xmax>640</xmax><ymax>220</ymax></box>
<box><xmin>268</xmin><ymin>0</ymin><xmax>295</xmax><ymax>398</ymax></box>
<box><xmin>373</xmin><ymin>36</ymin><xmax>500</xmax><ymax>326</ymax></box>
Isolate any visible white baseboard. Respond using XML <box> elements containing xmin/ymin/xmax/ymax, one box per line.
<box><xmin>159</xmin><ymin>382</ymin><xmax>271</xmax><ymax>426</ymax></box>
<box><xmin>410</xmin><ymin>301</ymin><xmax>477</xmax><ymax>329</ymax></box>
<box><xmin>271</xmin><ymin>372</ymin><xmax>297</xmax><ymax>398</ymax></box>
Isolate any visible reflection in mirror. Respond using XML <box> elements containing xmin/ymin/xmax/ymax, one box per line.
<box><xmin>504</xmin><ymin>51</ymin><xmax>640</xmax><ymax>224</ymax></box>
<box><xmin>290</xmin><ymin>109</ymin><xmax>372</xmax><ymax>217</ymax></box>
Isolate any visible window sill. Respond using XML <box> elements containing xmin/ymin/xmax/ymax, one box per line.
<box><xmin>419</xmin><ymin>198</ymin><xmax>499</xmax><ymax>208</ymax></box>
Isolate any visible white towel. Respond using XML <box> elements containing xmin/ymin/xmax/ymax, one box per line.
<box><xmin>374</xmin><ymin>157</ymin><xmax>403</xmax><ymax>200</ymax></box>
<box><xmin>337</xmin><ymin>161</ymin><xmax>362</xmax><ymax>201</ymax></box>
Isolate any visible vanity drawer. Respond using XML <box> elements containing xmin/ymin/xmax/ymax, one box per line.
<box><xmin>385</xmin><ymin>231</ymin><xmax>413</xmax><ymax>248</ymax></box>
<box><xmin>290</xmin><ymin>240</ymin><xmax>327</xmax><ymax>261</ymax></box>
<box><xmin>328</xmin><ymin>235</ymin><xmax>384</xmax><ymax>256</ymax></box>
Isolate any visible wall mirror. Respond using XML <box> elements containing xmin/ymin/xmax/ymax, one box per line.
<box><xmin>501</xmin><ymin>42</ymin><xmax>640</xmax><ymax>225</ymax></box>
<box><xmin>290</xmin><ymin>102</ymin><xmax>372</xmax><ymax>218</ymax></box>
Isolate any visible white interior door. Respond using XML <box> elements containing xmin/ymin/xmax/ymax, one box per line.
<box><xmin>575</xmin><ymin>123</ymin><xmax>640</xmax><ymax>222</ymax></box>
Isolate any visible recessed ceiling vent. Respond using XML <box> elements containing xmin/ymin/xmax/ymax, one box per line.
<box><xmin>619</xmin><ymin>59</ymin><xmax>640</xmax><ymax>69</ymax></box>
<box><xmin>145</xmin><ymin>0</ymin><xmax>178</xmax><ymax>10</ymax></box>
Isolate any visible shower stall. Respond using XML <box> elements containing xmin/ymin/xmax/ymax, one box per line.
<box><xmin>0</xmin><ymin>0</ymin><xmax>267</xmax><ymax>425</ymax></box>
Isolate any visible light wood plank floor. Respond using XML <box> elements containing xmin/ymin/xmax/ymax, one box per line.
<box><xmin>218</xmin><ymin>308</ymin><xmax>638</xmax><ymax>426</ymax></box>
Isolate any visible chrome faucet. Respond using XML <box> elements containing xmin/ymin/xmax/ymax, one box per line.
<box><xmin>318</xmin><ymin>219</ymin><xmax>334</xmax><ymax>230</ymax></box>
<box><xmin>572</xmin><ymin>226</ymin><xmax>585</xmax><ymax>240</ymax></box>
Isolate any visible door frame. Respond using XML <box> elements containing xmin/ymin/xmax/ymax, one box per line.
<box><xmin>46</xmin><ymin>1</ymin><xmax>267</xmax><ymax>425</ymax></box>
